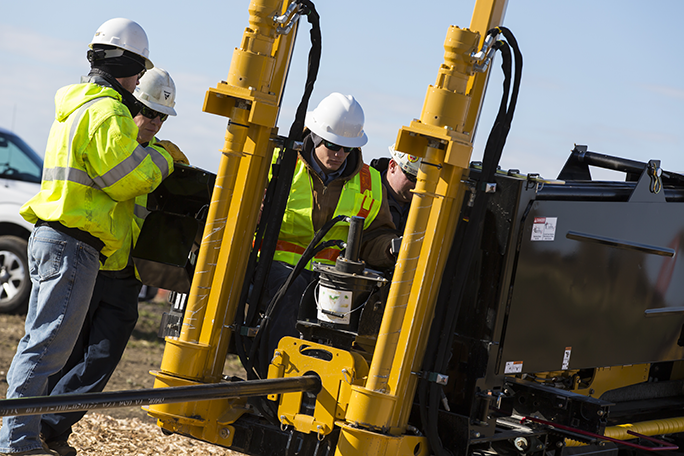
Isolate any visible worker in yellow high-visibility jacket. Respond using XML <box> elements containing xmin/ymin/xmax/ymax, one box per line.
<box><xmin>0</xmin><ymin>19</ymin><xmax>173</xmax><ymax>456</ymax></box>
<box><xmin>262</xmin><ymin>92</ymin><xmax>398</xmax><ymax>361</ymax></box>
<box><xmin>40</xmin><ymin>67</ymin><xmax>188</xmax><ymax>456</ymax></box>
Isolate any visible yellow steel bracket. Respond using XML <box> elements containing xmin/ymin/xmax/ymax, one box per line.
<box><xmin>267</xmin><ymin>337</ymin><xmax>369</xmax><ymax>437</ymax></box>
<box><xmin>396</xmin><ymin>120</ymin><xmax>473</xmax><ymax>170</ymax></box>
<box><xmin>204</xmin><ymin>84</ymin><xmax>279</xmax><ymax>128</ymax></box>
<box><xmin>146</xmin><ymin>370</ymin><xmax>249</xmax><ymax>447</ymax></box>
<box><xmin>336</xmin><ymin>423</ymin><xmax>429</xmax><ymax>456</ymax></box>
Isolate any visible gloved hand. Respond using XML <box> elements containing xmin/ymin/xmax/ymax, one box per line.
<box><xmin>156</xmin><ymin>139</ymin><xmax>190</xmax><ymax>165</ymax></box>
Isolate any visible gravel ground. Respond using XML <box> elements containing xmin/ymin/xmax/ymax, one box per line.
<box><xmin>0</xmin><ymin>291</ymin><xmax>247</xmax><ymax>455</ymax></box>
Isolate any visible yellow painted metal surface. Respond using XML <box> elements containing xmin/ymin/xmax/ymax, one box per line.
<box><xmin>566</xmin><ymin>416</ymin><xmax>684</xmax><ymax>447</ymax></box>
<box><xmin>268</xmin><ymin>337</ymin><xmax>370</xmax><ymax>437</ymax></box>
<box><xmin>147</xmin><ymin>370</ymin><xmax>249</xmax><ymax>446</ymax></box>
<box><xmin>153</xmin><ymin>0</ymin><xmax>300</xmax><ymax>439</ymax></box>
<box><xmin>157</xmin><ymin>0</ymin><xmax>296</xmax><ymax>382</ymax></box>
<box><xmin>605</xmin><ymin>417</ymin><xmax>684</xmax><ymax>441</ymax></box>
<box><xmin>349</xmin><ymin>0</ymin><xmax>509</xmax><ymax>436</ymax></box>
<box><xmin>336</xmin><ymin>423</ymin><xmax>429</xmax><ymax>456</ymax></box>
<box><xmin>576</xmin><ymin>364</ymin><xmax>650</xmax><ymax>398</ymax></box>
<box><xmin>152</xmin><ymin>0</ymin><xmax>513</xmax><ymax>453</ymax></box>
<box><xmin>465</xmin><ymin>0</ymin><xmax>509</xmax><ymax>139</ymax></box>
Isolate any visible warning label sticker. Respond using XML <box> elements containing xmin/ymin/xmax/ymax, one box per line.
<box><xmin>504</xmin><ymin>361</ymin><xmax>523</xmax><ymax>374</ymax></box>
<box><xmin>531</xmin><ymin>217</ymin><xmax>557</xmax><ymax>241</ymax></box>
<box><xmin>562</xmin><ymin>347</ymin><xmax>572</xmax><ymax>370</ymax></box>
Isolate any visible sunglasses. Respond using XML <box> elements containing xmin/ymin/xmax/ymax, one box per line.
<box><xmin>140</xmin><ymin>105</ymin><xmax>168</xmax><ymax>122</ymax></box>
<box><xmin>323</xmin><ymin>140</ymin><xmax>358</xmax><ymax>153</ymax></box>
<box><xmin>402</xmin><ymin>167</ymin><xmax>417</xmax><ymax>183</ymax></box>
<box><xmin>138</xmin><ymin>68</ymin><xmax>147</xmax><ymax>79</ymax></box>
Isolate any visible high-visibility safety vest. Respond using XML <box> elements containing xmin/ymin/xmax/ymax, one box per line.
<box><xmin>20</xmin><ymin>83</ymin><xmax>173</xmax><ymax>269</ymax></box>
<box><xmin>273</xmin><ymin>154</ymin><xmax>383</xmax><ymax>270</ymax></box>
<box><xmin>103</xmin><ymin>139</ymin><xmax>162</xmax><ymax>274</ymax></box>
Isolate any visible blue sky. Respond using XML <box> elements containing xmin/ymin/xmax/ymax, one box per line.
<box><xmin>2</xmin><ymin>1</ymin><xmax>683</xmax><ymax>181</ymax></box>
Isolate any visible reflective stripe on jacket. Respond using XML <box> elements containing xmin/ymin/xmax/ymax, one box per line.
<box><xmin>20</xmin><ymin>83</ymin><xmax>173</xmax><ymax>267</ymax></box>
<box><xmin>273</xmin><ymin>154</ymin><xmax>383</xmax><ymax>270</ymax></box>
<box><xmin>102</xmin><ymin>142</ymin><xmax>160</xmax><ymax>274</ymax></box>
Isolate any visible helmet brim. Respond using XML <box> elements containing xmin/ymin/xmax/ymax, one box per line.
<box><xmin>305</xmin><ymin>111</ymin><xmax>368</xmax><ymax>148</ymax></box>
<box><xmin>140</xmin><ymin>99</ymin><xmax>176</xmax><ymax>116</ymax></box>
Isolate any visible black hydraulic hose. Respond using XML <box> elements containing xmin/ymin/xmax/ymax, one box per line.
<box><xmin>419</xmin><ymin>28</ymin><xmax>522</xmax><ymax>456</ymax></box>
<box><xmin>241</xmin><ymin>0</ymin><xmax>321</xmax><ymax>326</ymax></box>
<box><xmin>286</xmin><ymin>0</ymin><xmax>321</xmax><ymax>140</ymax></box>
<box><xmin>423</xmin><ymin>43</ymin><xmax>513</xmax><ymax>454</ymax></box>
<box><xmin>234</xmin><ymin>0</ymin><xmax>322</xmax><ymax>380</ymax></box>
<box><xmin>418</xmin><ymin>206</ymin><xmax>471</xmax><ymax>455</ymax></box>
<box><xmin>480</xmin><ymin>41</ymin><xmax>512</xmax><ymax>181</ymax></box>
<box><xmin>250</xmin><ymin>215</ymin><xmax>349</xmax><ymax>376</ymax></box>
<box><xmin>255</xmin><ymin>237</ymin><xmax>345</xmax><ymax>376</ymax></box>
<box><xmin>0</xmin><ymin>376</ymin><xmax>321</xmax><ymax>417</ymax></box>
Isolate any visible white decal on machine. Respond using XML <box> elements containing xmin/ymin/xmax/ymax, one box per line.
<box><xmin>531</xmin><ymin>217</ymin><xmax>557</xmax><ymax>241</ymax></box>
<box><xmin>504</xmin><ymin>361</ymin><xmax>523</xmax><ymax>374</ymax></box>
<box><xmin>562</xmin><ymin>346</ymin><xmax>572</xmax><ymax>370</ymax></box>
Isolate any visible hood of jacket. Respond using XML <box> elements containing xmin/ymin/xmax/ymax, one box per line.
<box><xmin>54</xmin><ymin>82</ymin><xmax>122</xmax><ymax>123</ymax></box>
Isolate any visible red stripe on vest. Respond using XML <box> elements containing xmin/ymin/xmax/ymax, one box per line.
<box><xmin>276</xmin><ymin>240</ymin><xmax>340</xmax><ymax>262</ymax></box>
<box><xmin>356</xmin><ymin>165</ymin><xmax>373</xmax><ymax>219</ymax></box>
<box><xmin>359</xmin><ymin>165</ymin><xmax>371</xmax><ymax>193</ymax></box>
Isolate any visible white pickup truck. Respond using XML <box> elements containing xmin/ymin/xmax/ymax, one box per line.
<box><xmin>0</xmin><ymin>126</ymin><xmax>43</xmax><ymax>313</ymax></box>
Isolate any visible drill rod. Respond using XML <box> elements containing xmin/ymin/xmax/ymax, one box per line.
<box><xmin>0</xmin><ymin>375</ymin><xmax>320</xmax><ymax>417</ymax></box>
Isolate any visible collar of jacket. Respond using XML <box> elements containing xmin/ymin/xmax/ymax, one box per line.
<box><xmin>83</xmin><ymin>69</ymin><xmax>142</xmax><ymax>117</ymax></box>
<box><xmin>299</xmin><ymin>133</ymin><xmax>363</xmax><ymax>184</ymax></box>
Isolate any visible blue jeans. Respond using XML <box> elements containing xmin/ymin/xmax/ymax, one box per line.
<box><xmin>0</xmin><ymin>226</ymin><xmax>99</xmax><ymax>453</ymax></box>
<box><xmin>41</xmin><ymin>272</ymin><xmax>141</xmax><ymax>442</ymax></box>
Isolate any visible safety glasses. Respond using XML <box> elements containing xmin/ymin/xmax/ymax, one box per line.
<box><xmin>323</xmin><ymin>140</ymin><xmax>358</xmax><ymax>154</ymax></box>
<box><xmin>402</xmin><ymin>167</ymin><xmax>417</xmax><ymax>183</ymax></box>
<box><xmin>140</xmin><ymin>105</ymin><xmax>168</xmax><ymax>122</ymax></box>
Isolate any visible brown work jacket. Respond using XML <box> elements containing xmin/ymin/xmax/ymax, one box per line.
<box><xmin>298</xmin><ymin>136</ymin><xmax>398</xmax><ymax>270</ymax></box>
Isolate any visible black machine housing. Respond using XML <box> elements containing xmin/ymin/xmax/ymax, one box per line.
<box><xmin>434</xmin><ymin>146</ymin><xmax>684</xmax><ymax>455</ymax></box>
<box><xmin>147</xmin><ymin>147</ymin><xmax>684</xmax><ymax>455</ymax></box>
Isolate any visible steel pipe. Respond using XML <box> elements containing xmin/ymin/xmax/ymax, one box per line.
<box><xmin>0</xmin><ymin>375</ymin><xmax>320</xmax><ymax>417</ymax></box>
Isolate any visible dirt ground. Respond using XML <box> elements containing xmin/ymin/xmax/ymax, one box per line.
<box><xmin>0</xmin><ymin>290</ymin><xmax>247</xmax><ymax>455</ymax></box>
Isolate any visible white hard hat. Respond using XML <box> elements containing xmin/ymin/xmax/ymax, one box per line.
<box><xmin>389</xmin><ymin>143</ymin><xmax>421</xmax><ymax>177</ymax></box>
<box><xmin>134</xmin><ymin>67</ymin><xmax>177</xmax><ymax>116</ymax></box>
<box><xmin>305</xmin><ymin>93</ymin><xmax>368</xmax><ymax>148</ymax></box>
<box><xmin>89</xmin><ymin>18</ymin><xmax>153</xmax><ymax>70</ymax></box>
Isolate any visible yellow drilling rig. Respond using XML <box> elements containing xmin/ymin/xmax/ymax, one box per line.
<box><xmin>5</xmin><ymin>0</ymin><xmax>684</xmax><ymax>455</ymax></box>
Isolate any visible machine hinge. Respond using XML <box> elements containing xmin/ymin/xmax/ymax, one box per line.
<box><xmin>412</xmin><ymin>371</ymin><xmax>449</xmax><ymax>385</ymax></box>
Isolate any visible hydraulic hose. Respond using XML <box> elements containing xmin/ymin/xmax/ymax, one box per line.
<box><xmin>251</xmin><ymin>215</ymin><xmax>349</xmax><ymax>377</ymax></box>
<box><xmin>419</xmin><ymin>27</ymin><xmax>523</xmax><ymax>456</ymax></box>
<box><xmin>233</xmin><ymin>0</ymin><xmax>322</xmax><ymax>381</ymax></box>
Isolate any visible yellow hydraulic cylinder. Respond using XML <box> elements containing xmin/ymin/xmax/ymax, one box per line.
<box><xmin>345</xmin><ymin>0</ymin><xmax>509</xmax><ymax>440</ymax></box>
<box><xmin>564</xmin><ymin>416</ymin><xmax>684</xmax><ymax>447</ymax></box>
<box><xmin>156</xmin><ymin>0</ymin><xmax>298</xmax><ymax>388</ymax></box>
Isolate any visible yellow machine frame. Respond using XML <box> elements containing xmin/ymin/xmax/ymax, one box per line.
<box><xmin>149</xmin><ymin>0</ymin><xmax>510</xmax><ymax>454</ymax></box>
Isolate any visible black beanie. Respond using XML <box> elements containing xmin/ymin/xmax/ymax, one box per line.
<box><xmin>310</xmin><ymin>132</ymin><xmax>325</xmax><ymax>148</ymax></box>
<box><xmin>88</xmin><ymin>44</ymin><xmax>146</xmax><ymax>78</ymax></box>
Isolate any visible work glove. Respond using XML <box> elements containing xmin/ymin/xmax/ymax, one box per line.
<box><xmin>156</xmin><ymin>139</ymin><xmax>190</xmax><ymax>165</ymax></box>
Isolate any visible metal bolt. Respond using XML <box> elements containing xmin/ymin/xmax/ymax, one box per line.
<box><xmin>219</xmin><ymin>428</ymin><xmax>231</xmax><ymax>439</ymax></box>
<box><xmin>513</xmin><ymin>437</ymin><xmax>528</xmax><ymax>451</ymax></box>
